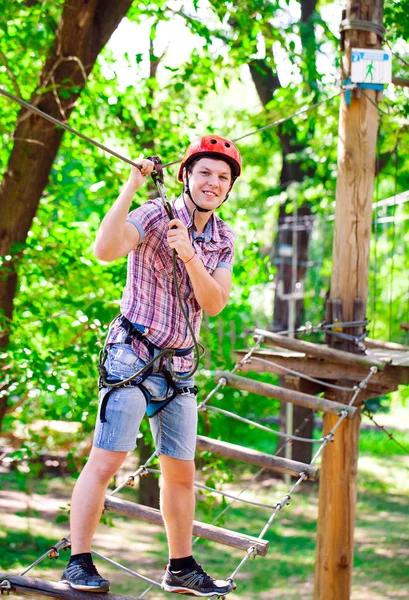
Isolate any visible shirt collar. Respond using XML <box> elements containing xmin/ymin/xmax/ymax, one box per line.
<box><xmin>173</xmin><ymin>195</ymin><xmax>221</xmax><ymax>243</ymax></box>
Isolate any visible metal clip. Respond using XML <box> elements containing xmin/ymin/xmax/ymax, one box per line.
<box><xmin>146</xmin><ymin>155</ymin><xmax>174</xmax><ymax>221</ymax></box>
<box><xmin>0</xmin><ymin>580</ymin><xmax>11</xmax><ymax>595</ymax></box>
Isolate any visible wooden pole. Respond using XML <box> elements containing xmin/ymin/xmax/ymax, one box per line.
<box><xmin>314</xmin><ymin>1</ymin><xmax>384</xmax><ymax>599</ymax></box>
<box><xmin>196</xmin><ymin>435</ymin><xmax>319</xmax><ymax>480</ymax></box>
<box><xmin>215</xmin><ymin>371</ymin><xmax>357</xmax><ymax>418</ymax></box>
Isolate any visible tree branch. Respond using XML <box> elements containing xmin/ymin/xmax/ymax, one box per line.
<box><xmin>0</xmin><ymin>50</ymin><xmax>22</xmax><ymax>98</ymax></box>
<box><xmin>392</xmin><ymin>76</ymin><xmax>409</xmax><ymax>88</ymax></box>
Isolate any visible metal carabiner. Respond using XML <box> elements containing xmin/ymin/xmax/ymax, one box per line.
<box><xmin>146</xmin><ymin>155</ymin><xmax>175</xmax><ymax>221</ymax></box>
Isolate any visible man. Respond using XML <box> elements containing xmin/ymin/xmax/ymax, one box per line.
<box><xmin>60</xmin><ymin>136</ymin><xmax>242</xmax><ymax>597</ymax></box>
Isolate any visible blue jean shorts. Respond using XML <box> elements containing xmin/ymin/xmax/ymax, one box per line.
<box><xmin>93</xmin><ymin>343</ymin><xmax>198</xmax><ymax>460</ymax></box>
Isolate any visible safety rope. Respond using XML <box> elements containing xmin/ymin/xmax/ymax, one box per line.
<box><xmin>362</xmin><ymin>403</ymin><xmax>409</xmax><ymax>455</ymax></box>
<box><xmin>247</xmin><ymin>356</ymin><xmax>359</xmax><ymax>392</ymax></box>
<box><xmin>339</xmin><ymin>18</ymin><xmax>385</xmax><ymax>40</ymax></box>
<box><xmin>0</xmin><ymin>86</ymin><xmax>340</xmax><ymax>171</ymax></box>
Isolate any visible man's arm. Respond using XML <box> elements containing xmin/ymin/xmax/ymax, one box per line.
<box><xmin>186</xmin><ymin>262</ymin><xmax>232</xmax><ymax>316</ymax></box>
<box><xmin>167</xmin><ymin>219</ymin><xmax>233</xmax><ymax>316</ymax></box>
<box><xmin>94</xmin><ymin>160</ymin><xmax>154</xmax><ymax>262</ymax></box>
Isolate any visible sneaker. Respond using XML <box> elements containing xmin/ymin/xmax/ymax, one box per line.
<box><xmin>161</xmin><ymin>562</ymin><xmax>233</xmax><ymax>597</ymax></box>
<box><xmin>60</xmin><ymin>559</ymin><xmax>110</xmax><ymax>592</ymax></box>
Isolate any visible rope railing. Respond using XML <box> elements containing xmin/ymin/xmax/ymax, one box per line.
<box><xmin>91</xmin><ymin>551</ymin><xmax>162</xmax><ymax>588</ymax></box>
<box><xmin>201</xmin><ymin>404</ymin><xmax>323</xmax><ymax>443</ymax></box>
<box><xmin>144</xmin><ymin>468</ymin><xmax>280</xmax><ymax>510</ymax></box>
<box><xmin>246</xmin><ymin>355</ymin><xmax>358</xmax><ymax>393</ymax></box>
<box><xmin>362</xmin><ymin>403</ymin><xmax>409</xmax><ymax>455</ymax></box>
<box><xmin>6</xmin><ymin>329</ymin><xmax>399</xmax><ymax>599</ymax></box>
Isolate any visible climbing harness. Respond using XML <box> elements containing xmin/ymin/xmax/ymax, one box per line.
<box><xmin>97</xmin><ymin>316</ymin><xmax>198</xmax><ymax>420</ymax></box>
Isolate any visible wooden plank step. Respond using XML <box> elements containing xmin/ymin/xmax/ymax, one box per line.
<box><xmin>0</xmin><ymin>573</ymin><xmax>139</xmax><ymax>599</ymax></box>
<box><xmin>196</xmin><ymin>435</ymin><xmax>318</xmax><ymax>481</ymax></box>
<box><xmin>215</xmin><ymin>371</ymin><xmax>357</xmax><ymax>419</ymax></box>
<box><xmin>254</xmin><ymin>328</ymin><xmax>387</xmax><ymax>370</ymax></box>
<box><xmin>104</xmin><ymin>496</ymin><xmax>269</xmax><ymax>556</ymax></box>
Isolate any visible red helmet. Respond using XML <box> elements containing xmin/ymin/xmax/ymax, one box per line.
<box><xmin>178</xmin><ymin>135</ymin><xmax>242</xmax><ymax>182</ymax></box>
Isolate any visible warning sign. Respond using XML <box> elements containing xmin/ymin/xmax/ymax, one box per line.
<box><xmin>351</xmin><ymin>48</ymin><xmax>392</xmax><ymax>84</ymax></box>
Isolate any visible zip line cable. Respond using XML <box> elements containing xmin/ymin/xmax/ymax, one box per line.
<box><xmin>0</xmin><ymin>86</ymin><xmax>340</xmax><ymax>170</ymax></box>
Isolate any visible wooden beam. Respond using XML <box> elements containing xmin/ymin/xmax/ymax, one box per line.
<box><xmin>364</xmin><ymin>337</ymin><xmax>409</xmax><ymax>351</ymax></box>
<box><xmin>235</xmin><ymin>349</ymin><xmax>409</xmax><ymax>386</ymax></box>
<box><xmin>104</xmin><ymin>496</ymin><xmax>269</xmax><ymax>556</ymax></box>
<box><xmin>0</xmin><ymin>573</ymin><xmax>139</xmax><ymax>599</ymax></box>
<box><xmin>254</xmin><ymin>328</ymin><xmax>387</xmax><ymax>370</ymax></box>
<box><xmin>215</xmin><ymin>371</ymin><xmax>357</xmax><ymax>419</ymax></box>
<box><xmin>196</xmin><ymin>435</ymin><xmax>319</xmax><ymax>480</ymax></box>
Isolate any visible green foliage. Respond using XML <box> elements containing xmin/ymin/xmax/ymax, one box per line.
<box><xmin>0</xmin><ymin>0</ymin><xmax>408</xmax><ymax>463</ymax></box>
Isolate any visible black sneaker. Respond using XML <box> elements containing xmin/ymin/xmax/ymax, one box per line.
<box><xmin>161</xmin><ymin>562</ymin><xmax>233</xmax><ymax>597</ymax></box>
<box><xmin>60</xmin><ymin>559</ymin><xmax>110</xmax><ymax>592</ymax></box>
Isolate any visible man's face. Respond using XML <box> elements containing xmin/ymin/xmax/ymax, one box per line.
<box><xmin>185</xmin><ymin>157</ymin><xmax>232</xmax><ymax>211</ymax></box>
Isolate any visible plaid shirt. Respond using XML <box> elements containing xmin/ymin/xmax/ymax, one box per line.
<box><xmin>106</xmin><ymin>195</ymin><xmax>235</xmax><ymax>371</ymax></box>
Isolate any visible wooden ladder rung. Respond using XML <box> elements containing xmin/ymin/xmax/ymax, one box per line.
<box><xmin>215</xmin><ymin>371</ymin><xmax>357</xmax><ymax>419</ymax></box>
<box><xmin>196</xmin><ymin>435</ymin><xmax>318</xmax><ymax>481</ymax></box>
<box><xmin>254</xmin><ymin>328</ymin><xmax>387</xmax><ymax>370</ymax></box>
<box><xmin>104</xmin><ymin>497</ymin><xmax>269</xmax><ymax>556</ymax></box>
<box><xmin>0</xmin><ymin>573</ymin><xmax>139</xmax><ymax>599</ymax></box>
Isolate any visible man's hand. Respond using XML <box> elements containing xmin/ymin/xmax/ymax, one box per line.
<box><xmin>128</xmin><ymin>158</ymin><xmax>155</xmax><ymax>189</ymax></box>
<box><xmin>167</xmin><ymin>219</ymin><xmax>195</xmax><ymax>263</ymax></box>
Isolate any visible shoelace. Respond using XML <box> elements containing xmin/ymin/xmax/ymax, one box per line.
<box><xmin>71</xmin><ymin>560</ymin><xmax>100</xmax><ymax>577</ymax></box>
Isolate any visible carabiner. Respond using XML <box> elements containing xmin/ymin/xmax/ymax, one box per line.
<box><xmin>147</xmin><ymin>155</ymin><xmax>174</xmax><ymax>221</ymax></box>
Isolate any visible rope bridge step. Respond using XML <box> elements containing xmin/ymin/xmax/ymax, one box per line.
<box><xmin>215</xmin><ymin>371</ymin><xmax>357</xmax><ymax>418</ymax></box>
<box><xmin>0</xmin><ymin>573</ymin><xmax>140</xmax><ymax>599</ymax></box>
<box><xmin>254</xmin><ymin>328</ymin><xmax>387</xmax><ymax>370</ymax></box>
<box><xmin>104</xmin><ymin>497</ymin><xmax>269</xmax><ymax>556</ymax></box>
<box><xmin>196</xmin><ymin>435</ymin><xmax>318</xmax><ymax>481</ymax></box>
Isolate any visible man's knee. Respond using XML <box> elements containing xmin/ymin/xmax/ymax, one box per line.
<box><xmin>160</xmin><ymin>456</ymin><xmax>195</xmax><ymax>486</ymax></box>
<box><xmin>85</xmin><ymin>447</ymin><xmax>127</xmax><ymax>483</ymax></box>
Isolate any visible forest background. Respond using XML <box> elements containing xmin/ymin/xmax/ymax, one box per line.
<box><xmin>0</xmin><ymin>0</ymin><xmax>408</xmax><ymax>598</ymax></box>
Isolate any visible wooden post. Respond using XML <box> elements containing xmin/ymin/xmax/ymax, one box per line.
<box><xmin>314</xmin><ymin>1</ymin><xmax>384</xmax><ymax>599</ymax></box>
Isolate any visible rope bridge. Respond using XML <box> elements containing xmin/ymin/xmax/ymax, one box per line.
<box><xmin>0</xmin><ymin>325</ymin><xmax>387</xmax><ymax>600</ymax></box>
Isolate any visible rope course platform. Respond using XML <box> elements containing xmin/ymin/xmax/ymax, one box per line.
<box><xmin>236</xmin><ymin>330</ymin><xmax>409</xmax><ymax>401</ymax></box>
<box><xmin>1</xmin><ymin>326</ymin><xmax>405</xmax><ymax>599</ymax></box>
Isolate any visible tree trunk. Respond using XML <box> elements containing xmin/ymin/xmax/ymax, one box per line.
<box><xmin>137</xmin><ymin>436</ymin><xmax>160</xmax><ymax>508</ymax></box>
<box><xmin>0</xmin><ymin>0</ymin><xmax>133</xmax><ymax>430</ymax></box>
<box><xmin>248</xmin><ymin>0</ymin><xmax>318</xmax><ymax>463</ymax></box>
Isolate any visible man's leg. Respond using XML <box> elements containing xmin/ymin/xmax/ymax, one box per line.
<box><xmin>159</xmin><ymin>455</ymin><xmax>195</xmax><ymax>558</ymax></box>
<box><xmin>70</xmin><ymin>446</ymin><xmax>127</xmax><ymax>553</ymax></box>
<box><xmin>61</xmin><ymin>447</ymin><xmax>126</xmax><ymax>592</ymax></box>
<box><xmin>159</xmin><ymin>454</ymin><xmax>232</xmax><ymax>597</ymax></box>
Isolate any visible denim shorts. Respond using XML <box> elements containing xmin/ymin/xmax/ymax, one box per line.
<box><xmin>93</xmin><ymin>343</ymin><xmax>197</xmax><ymax>460</ymax></box>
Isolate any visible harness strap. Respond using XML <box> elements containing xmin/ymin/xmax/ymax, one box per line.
<box><xmin>98</xmin><ymin>315</ymin><xmax>196</xmax><ymax>422</ymax></box>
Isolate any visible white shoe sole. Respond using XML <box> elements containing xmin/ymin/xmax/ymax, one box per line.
<box><xmin>60</xmin><ymin>579</ymin><xmax>110</xmax><ymax>593</ymax></box>
<box><xmin>161</xmin><ymin>583</ymin><xmax>229</xmax><ymax>597</ymax></box>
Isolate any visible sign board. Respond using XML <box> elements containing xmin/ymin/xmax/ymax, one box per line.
<box><xmin>351</xmin><ymin>48</ymin><xmax>392</xmax><ymax>84</ymax></box>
